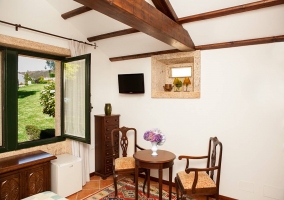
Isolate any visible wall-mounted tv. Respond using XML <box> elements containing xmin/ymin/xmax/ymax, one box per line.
<box><xmin>118</xmin><ymin>73</ymin><xmax>145</xmax><ymax>94</ymax></box>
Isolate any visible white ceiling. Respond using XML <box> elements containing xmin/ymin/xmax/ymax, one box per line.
<box><xmin>46</xmin><ymin>0</ymin><xmax>284</xmax><ymax>58</ymax></box>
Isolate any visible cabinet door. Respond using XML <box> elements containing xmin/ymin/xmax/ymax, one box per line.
<box><xmin>25</xmin><ymin>165</ymin><xmax>46</xmax><ymax>197</ymax></box>
<box><xmin>0</xmin><ymin>174</ymin><xmax>20</xmax><ymax>200</ymax></box>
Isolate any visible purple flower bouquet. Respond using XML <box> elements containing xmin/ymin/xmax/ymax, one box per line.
<box><xmin>143</xmin><ymin>128</ymin><xmax>166</xmax><ymax>146</ymax></box>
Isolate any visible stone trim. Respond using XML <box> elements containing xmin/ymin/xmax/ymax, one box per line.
<box><xmin>0</xmin><ymin>34</ymin><xmax>71</xmax><ymax>57</ymax></box>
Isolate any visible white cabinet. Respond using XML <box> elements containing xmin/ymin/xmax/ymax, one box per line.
<box><xmin>51</xmin><ymin>154</ymin><xmax>82</xmax><ymax>197</ymax></box>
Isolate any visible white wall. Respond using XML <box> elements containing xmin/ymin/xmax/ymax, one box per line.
<box><xmin>110</xmin><ymin>43</ymin><xmax>284</xmax><ymax>200</ymax></box>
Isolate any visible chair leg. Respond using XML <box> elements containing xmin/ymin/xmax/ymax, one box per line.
<box><xmin>113</xmin><ymin>174</ymin><xmax>118</xmax><ymax>197</ymax></box>
<box><xmin>214</xmin><ymin>194</ymin><xmax>219</xmax><ymax>200</ymax></box>
<box><xmin>175</xmin><ymin>177</ymin><xmax>180</xmax><ymax>200</ymax></box>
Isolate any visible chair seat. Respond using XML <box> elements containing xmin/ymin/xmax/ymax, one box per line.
<box><xmin>115</xmin><ymin>157</ymin><xmax>135</xmax><ymax>170</ymax></box>
<box><xmin>177</xmin><ymin>171</ymin><xmax>217</xmax><ymax>194</ymax></box>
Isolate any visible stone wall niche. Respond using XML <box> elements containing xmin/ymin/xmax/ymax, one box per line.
<box><xmin>151</xmin><ymin>51</ymin><xmax>200</xmax><ymax>98</ymax></box>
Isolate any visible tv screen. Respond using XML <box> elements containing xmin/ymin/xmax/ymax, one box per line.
<box><xmin>118</xmin><ymin>73</ymin><xmax>145</xmax><ymax>94</ymax></box>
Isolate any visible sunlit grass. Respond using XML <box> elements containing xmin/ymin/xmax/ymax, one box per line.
<box><xmin>18</xmin><ymin>84</ymin><xmax>55</xmax><ymax>142</ymax></box>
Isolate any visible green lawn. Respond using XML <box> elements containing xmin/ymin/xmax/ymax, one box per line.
<box><xmin>18</xmin><ymin>84</ymin><xmax>55</xmax><ymax>142</ymax></box>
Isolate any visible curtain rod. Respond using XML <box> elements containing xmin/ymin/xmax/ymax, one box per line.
<box><xmin>0</xmin><ymin>19</ymin><xmax>97</xmax><ymax>49</ymax></box>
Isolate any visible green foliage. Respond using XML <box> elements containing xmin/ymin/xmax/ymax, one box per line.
<box><xmin>39</xmin><ymin>82</ymin><xmax>55</xmax><ymax>117</ymax></box>
<box><xmin>49</xmin><ymin>73</ymin><xmax>55</xmax><ymax>78</ymax></box>
<box><xmin>173</xmin><ymin>78</ymin><xmax>182</xmax><ymax>88</ymax></box>
<box><xmin>45</xmin><ymin>60</ymin><xmax>55</xmax><ymax>70</ymax></box>
<box><xmin>25</xmin><ymin>125</ymin><xmax>40</xmax><ymax>140</ymax></box>
<box><xmin>24</xmin><ymin>72</ymin><xmax>32</xmax><ymax>86</ymax></box>
<box><xmin>37</xmin><ymin>76</ymin><xmax>48</xmax><ymax>84</ymax></box>
<box><xmin>18</xmin><ymin>84</ymin><xmax>55</xmax><ymax>142</ymax></box>
<box><xmin>64</xmin><ymin>63</ymin><xmax>80</xmax><ymax>80</ymax></box>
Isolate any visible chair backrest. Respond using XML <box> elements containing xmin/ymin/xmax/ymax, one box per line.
<box><xmin>110</xmin><ymin>126</ymin><xmax>138</xmax><ymax>158</ymax></box>
<box><xmin>206</xmin><ymin>137</ymin><xmax>223</xmax><ymax>187</ymax></box>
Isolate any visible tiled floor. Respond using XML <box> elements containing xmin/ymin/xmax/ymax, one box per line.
<box><xmin>66</xmin><ymin>174</ymin><xmax>211</xmax><ymax>200</ymax></box>
<box><xmin>66</xmin><ymin>175</ymin><xmax>114</xmax><ymax>200</ymax></box>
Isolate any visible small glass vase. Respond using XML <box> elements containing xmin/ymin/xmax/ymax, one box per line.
<box><xmin>104</xmin><ymin>103</ymin><xmax>112</xmax><ymax>116</ymax></box>
<box><xmin>174</xmin><ymin>86</ymin><xmax>182</xmax><ymax>92</ymax></box>
<box><xmin>151</xmin><ymin>142</ymin><xmax>158</xmax><ymax>156</ymax></box>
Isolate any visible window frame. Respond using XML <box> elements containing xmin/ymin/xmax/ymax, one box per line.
<box><xmin>61</xmin><ymin>54</ymin><xmax>91</xmax><ymax>144</ymax></box>
<box><xmin>0</xmin><ymin>46</ymin><xmax>91</xmax><ymax>153</ymax></box>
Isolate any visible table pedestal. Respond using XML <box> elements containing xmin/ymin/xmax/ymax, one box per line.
<box><xmin>134</xmin><ymin>149</ymin><xmax>176</xmax><ymax>200</ymax></box>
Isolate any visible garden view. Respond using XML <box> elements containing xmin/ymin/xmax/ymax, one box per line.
<box><xmin>18</xmin><ymin>56</ymin><xmax>55</xmax><ymax>143</ymax></box>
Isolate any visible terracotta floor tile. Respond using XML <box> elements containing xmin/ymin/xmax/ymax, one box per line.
<box><xmin>99</xmin><ymin>179</ymin><xmax>114</xmax><ymax>188</ymax></box>
<box><xmin>66</xmin><ymin>193</ymin><xmax>77</xmax><ymax>200</ymax></box>
<box><xmin>83</xmin><ymin>180</ymin><xmax>100</xmax><ymax>190</ymax></box>
<box><xmin>90</xmin><ymin>175</ymin><xmax>101</xmax><ymax>181</ymax></box>
<box><xmin>76</xmin><ymin>189</ymin><xmax>98</xmax><ymax>199</ymax></box>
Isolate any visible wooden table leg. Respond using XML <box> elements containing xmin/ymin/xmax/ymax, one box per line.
<box><xmin>158</xmin><ymin>168</ymin><xmax>163</xmax><ymax>200</ymax></box>
<box><xmin>147</xmin><ymin>169</ymin><xmax>150</xmax><ymax>197</ymax></box>
<box><xmin>135</xmin><ymin>165</ymin><xmax>138</xmax><ymax>200</ymax></box>
<box><xmin>169</xmin><ymin>166</ymin><xmax>173</xmax><ymax>200</ymax></box>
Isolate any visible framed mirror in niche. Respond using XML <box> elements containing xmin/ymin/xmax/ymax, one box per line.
<box><xmin>151</xmin><ymin>51</ymin><xmax>200</xmax><ymax>99</ymax></box>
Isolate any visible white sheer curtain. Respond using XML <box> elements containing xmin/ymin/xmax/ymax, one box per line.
<box><xmin>68</xmin><ymin>40</ymin><xmax>90</xmax><ymax>186</ymax></box>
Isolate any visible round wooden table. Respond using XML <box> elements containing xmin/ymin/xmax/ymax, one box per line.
<box><xmin>133</xmin><ymin>149</ymin><xmax>176</xmax><ymax>200</ymax></box>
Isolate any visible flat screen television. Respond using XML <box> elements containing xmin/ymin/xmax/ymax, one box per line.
<box><xmin>118</xmin><ymin>73</ymin><xmax>145</xmax><ymax>94</ymax></box>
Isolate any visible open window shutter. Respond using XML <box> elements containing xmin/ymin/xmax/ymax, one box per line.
<box><xmin>61</xmin><ymin>53</ymin><xmax>91</xmax><ymax>144</ymax></box>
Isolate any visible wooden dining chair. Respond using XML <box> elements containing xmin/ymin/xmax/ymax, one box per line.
<box><xmin>175</xmin><ymin>137</ymin><xmax>223</xmax><ymax>200</ymax></box>
<box><xmin>110</xmin><ymin>126</ymin><xmax>149</xmax><ymax>197</ymax></box>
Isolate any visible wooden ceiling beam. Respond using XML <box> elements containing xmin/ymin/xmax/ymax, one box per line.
<box><xmin>151</xmin><ymin>0</ymin><xmax>178</xmax><ymax>21</ymax></box>
<box><xmin>88</xmin><ymin>28</ymin><xmax>139</xmax><ymax>42</ymax></box>
<box><xmin>178</xmin><ymin>0</ymin><xmax>284</xmax><ymax>24</ymax></box>
<box><xmin>109</xmin><ymin>49</ymin><xmax>181</xmax><ymax>62</ymax></box>
<box><xmin>61</xmin><ymin>6</ymin><xmax>92</xmax><ymax>19</ymax></box>
<box><xmin>109</xmin><ymin>35</ymin><xmax>284</xmax><ymax>62</ymax></box>
<box><xmin>196</xmin><ymin>35</ymin><xmax>284</xmax><ymax>50</ymax></box>
<box><xmin>84</xmin><ymin>0</ymin><xmax>284</xmax><ymax>41</ymax></box>
<box><xmin>74</xmin><ymin>0</ymin><xmax>195</xmax><ymax>51</ymax></box>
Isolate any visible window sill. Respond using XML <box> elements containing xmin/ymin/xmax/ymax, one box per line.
<box><xmin>151</xmin><ymin>91</ymin><xmax>200</xmax><ymax>99</ymax></box>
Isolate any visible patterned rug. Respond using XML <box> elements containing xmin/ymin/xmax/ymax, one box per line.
<box><xmin>84</xmin><ymin>177</ymin><xmax>177</xmax><ymax>200</ymax></box>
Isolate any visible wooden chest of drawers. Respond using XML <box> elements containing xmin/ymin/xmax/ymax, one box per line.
<box><xmin>94</xmin><ymin>115</ymin><xmax>120</xmax><ymax>179</ymax></box>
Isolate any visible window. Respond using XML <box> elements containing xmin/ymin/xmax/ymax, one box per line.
<box><xmin>171</xmin><ymin>67</ymin><xmax>192</xmax><ymax>77</ymax></box>
<box><xmin>62</xmin><ymin>55</ymin><xmax>91</xmax><ymax>143</ymax></box>
<box><xmin>18</xmin><ymin>56</ymin><xmax>57</xmax><ymax>143</ymax></box>
<box><xmin>0</xmin><ymin>47</ymin><xmax>91</xmax><ymax>152</ymax></box>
